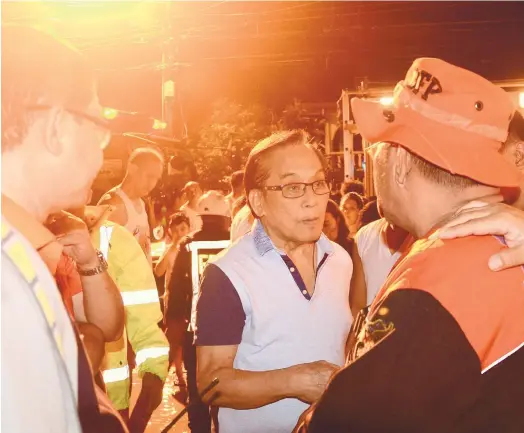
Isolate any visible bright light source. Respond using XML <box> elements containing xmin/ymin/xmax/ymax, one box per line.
<box><xmin>163</xmin><ymin>80</ymin><xmax>175</xmax><ymax>98</ymax></box>
<box><xmin>380</xmin><ymin>97</ymin><xmax>394</xmax><ymax>106</ymax></box>
<box><xmin>152</xmin><ymin>119</ymin><xmax>167</xmax><ymax>130</ymax></box>
<box><xmin>519</xmin><ymin>92</ymin><xmax>524</xmax><ymax>109</ymax></box>
<box><xmin>102</xmin><ymin>107</ymin><xmax>119</xmax><ymax>120</ymax></box>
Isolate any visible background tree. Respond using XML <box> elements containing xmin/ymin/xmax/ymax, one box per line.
<box><xmin>190</xmin><ymin>98</ymin><xmax>274</xmax><ymax>190</ymax></box>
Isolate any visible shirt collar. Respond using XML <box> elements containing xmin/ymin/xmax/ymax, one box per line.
<box><xmin>252</xmin><ymin>219</ymin><xmax>334</xmax><ymax>257</ymax></box>
<box><xmin>1</xmin><ymin>195</ymin><xmax>63</xmax><ymax>274</ymax></box>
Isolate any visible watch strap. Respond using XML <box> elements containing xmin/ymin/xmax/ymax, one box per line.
<box><xmin>77</xmin><ymin>250</ymin><xmax>108</xmax><ymax>276</ymax></box>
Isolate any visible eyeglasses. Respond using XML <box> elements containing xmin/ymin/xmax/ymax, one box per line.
<box><xmin>264</xmin><ymin>180</ymin><xmax>330</xmax><ymax>199</ymax></box>
<box><xmin>26</xmin><ymin>104</ymin><xmax>111</xmax><ymax>149</ymax></box>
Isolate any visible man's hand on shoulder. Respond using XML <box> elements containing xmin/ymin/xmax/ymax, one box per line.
<box><xmin>436</xmin><ymin>202</ymin><xmax>524</xmax><ymax>271</ymax></box>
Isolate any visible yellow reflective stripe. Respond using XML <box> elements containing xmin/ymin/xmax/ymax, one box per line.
<box><xmin>102</xmin><ymin>365</ymin><xmax>130</xmax><ymax>383</ymax></box>
<box><xmin>135</xmin><ymin>347</ymin><xmax>170</xmax><ymax>367</ymax></box>
<box><xmin>1</xmin><ymin>221</ymin><xmax>11</xmax><ymax>239</ymax></box>
<box><xmin>5</xmin><ymin>240</ymin><xmax>37</xmax><ymax>282</ymax></box>
<box><xmin>121</xmin><ymin>289</ymin><xmax>160</xmax><ymax>306</ymax></box>
<box><xmin>34</xmin><ymin>282</ymin><xmax>56</xmax><ymax>326</ymax></box>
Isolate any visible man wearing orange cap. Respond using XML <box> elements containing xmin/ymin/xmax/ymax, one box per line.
<box><xmin>295</xmin><ymin>59</ymin><xmax>524</xmax><ymax>432</ymax></box>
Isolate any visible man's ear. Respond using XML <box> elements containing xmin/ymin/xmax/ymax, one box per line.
<box><xmin>393</xmin><ymin>147</ymin><xmax>413</xmax><ymax>187</ymax></box>
<box><xmin>248</xmin><ymin>189</ymin><xmax>264</xmax><ymax>218</ymax></box>
<box><xmin>42</xmin><ymin>108</ymin><xmax>66</xmax><ymax>157</ymax></box>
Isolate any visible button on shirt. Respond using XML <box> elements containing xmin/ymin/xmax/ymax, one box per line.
<box><xmin>195</xmin><ymin>220</ymin><xmax>353</xmax><ymax>433</ymax></box>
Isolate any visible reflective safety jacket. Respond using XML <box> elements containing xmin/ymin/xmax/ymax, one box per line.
<box><xmin>92</xmin><ymin>222</ymin><xmax>169</xmax><ymax>410</ymax></box>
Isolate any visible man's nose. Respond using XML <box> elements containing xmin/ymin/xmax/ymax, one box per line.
<box><xmin>302</xmin><ymin>185</ymin><xmax>319</xmax><ymax>207</ymax></box>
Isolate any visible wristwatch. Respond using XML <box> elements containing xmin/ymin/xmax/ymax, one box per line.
<box><xmin>77</xmin><ymin>250</ymin><xmax>109</xmax><ymax>276</ymax></box>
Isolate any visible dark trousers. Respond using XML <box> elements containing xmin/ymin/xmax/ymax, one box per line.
<box><xmin>184</xmin><ymin>331</ymin><xmax>212</xmax><ymax>433</ymax></box>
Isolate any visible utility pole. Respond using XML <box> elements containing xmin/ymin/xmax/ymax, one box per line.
<box><xmin>161</xmin><ymin>1</ymin><xmax>176</xmax><ymax>138</ymax></box>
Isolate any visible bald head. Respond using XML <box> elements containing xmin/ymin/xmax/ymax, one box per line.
<box><xmin>126</xmin><ymin>148</ymin><xmax>164</xmax><ymax>198</ymax></box>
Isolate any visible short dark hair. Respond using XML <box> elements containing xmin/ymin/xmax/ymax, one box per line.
<box><xmin>2</xmin><ymin>26</ymin><xmax>95</xmax><ymax>152</ymax></box>
<box><xmin>326</xmin><ymin>199</ymin><xmax>350</xmax><ymax>242</ymax></box>
<box><xmin>244</xmin><ymin>130</ymin><xmax>326</xmax><ymax>217</ymax></box>
<box><xmin>168</xmin><ymin>212</ymin><xmax>190</xmax><ymax>229</ymax></box>
<box><xmin>230</xmin><ymin>170</ymin><xmax>245</xmax><ymax>194</ymax></box>
<box><xmin>128</xmin><ymin>147</ymin><xmax>164</xmax><ymax>169</ymax></box>
<box><xmin>341</xmin><ymin>179</ymin><xmax>365</xmax><ymax>197</ymax></box>
<box><xmin>360</xmin><ymin>200</ymin><xmax>381</xmax><ymax>228</ymax></box>
<box><xmin>341</xmin><ymin>192</ymin><xmax>364</xmax><ymax>210</ymax></box>
<box><xmin>410</xmin><ymin>153</ymin><xmax>479</xmax><ymax>189</ymax></box>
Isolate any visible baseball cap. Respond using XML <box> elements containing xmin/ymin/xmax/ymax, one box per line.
<box><xmin>197</xmin><ymin>191</ymin><xmax>230</xmax><ymax>217</ymax></box>
<box><xmin>352</xmin><ymin>58</ymin><xmax>521</xmax><ymax>187</ymax></box>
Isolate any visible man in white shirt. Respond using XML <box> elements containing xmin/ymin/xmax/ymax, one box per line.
<box><xmin>1</xmin><ymin>25</ymin><xmax>125</xmax><ymax>432</ymax></box>
<box><xmin>99</xmin><ymin>147</ymin><xmax>164</xmax><ymax>262</ymax></box>
<box><xmin>180</xmin><ymin>181</ymin><xmax>204</xmax><ymax>234</ymax></box>
<box><xmin>196</xmin><ymin>130</ymin><xmax>352</xmax><ymax>433</ymax></box>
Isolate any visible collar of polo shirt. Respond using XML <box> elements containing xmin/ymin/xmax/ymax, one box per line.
<box><xmin>252</xmin><ymin>219</ymin><xmax>333</xmax><ymax>259</ymax></box>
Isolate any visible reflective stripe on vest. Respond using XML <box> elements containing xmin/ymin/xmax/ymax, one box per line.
<box><xmin>121</xmin><ymin>289</ymin><xmax>160</xmax><ymax>306</ymax></box>
<box><xmin>99</xmin><ymin>226</ymin><xmax>114</xmax><ymax>261</ymax></box>
<box><xmin>102</xmin><ymin>365</ymin><xmax>130</xmax><ymax>383</ymax></box>
<box><xmin>98</xmin><ymin>225</ymin><xmax>159</xmax><ymax>306</ymax></box>
<box><xmin>135</xmin><ymin>347</ymin><xmax>170</xmax><ymax>367</ymax></box>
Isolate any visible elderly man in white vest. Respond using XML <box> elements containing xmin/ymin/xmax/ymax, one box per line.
<box><xmin>195</xmin><ymin>130</ymin><xmax>353</xmax><ymax>433</ymax></box>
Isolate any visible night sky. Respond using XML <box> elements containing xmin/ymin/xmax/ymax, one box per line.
<box><xmin>4</xmin><ymin>1</ymin><xmax>524</xmax><ymax>129</ymax></box>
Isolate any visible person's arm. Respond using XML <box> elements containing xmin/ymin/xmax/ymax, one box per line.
<box><xmin>48</xmin><ymin>213</ymin><xmax>125</xmax><ymax>342</ymax></box>
<box><xmin>72</xmin><ymin>260</ymin><xmax>125</xmax><ymax>342</ymax></box>
<box><xmin>195</xmin><ymin>264</ymin><xmax>338</xmax><ymax>409</ymax></box>
<box><xmin>98</xmin><ymin>193</ymin><xmax>128</xmax><ymax>228</ymax></box>
<box><xmin>154</xmin><ymin>244</ymin><xmax>178</xmax><ymax>277</ymax></box>
<box><xmin>295</xmin><ymin>289</ymin><xmax>482</xmax><ymax>433</ymax></box>
<box><xmin>348</xmin><ymin>241</ymin><xmax>367</xmax><ymax>317</ymax></box>
<box><xmin>436</xmin><ymin>202</ymin><xmax>524</xmax><ymax>271</ymax></box>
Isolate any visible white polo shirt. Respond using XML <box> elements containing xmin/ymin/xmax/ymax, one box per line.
<box><xmin>195</xmin><ymin>220</ymin><xmax>352</xmax><ymax>433</ymax></box>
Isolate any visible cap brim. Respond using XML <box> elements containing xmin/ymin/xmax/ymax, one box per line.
<box><xmin>352</xmin><ymin>98</ymin><xmax>522</xmax><ymax>188</ymax></box>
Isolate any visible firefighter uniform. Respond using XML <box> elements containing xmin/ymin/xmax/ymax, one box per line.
<box><xmin>92</xmin><ymin>222</ymin><xmax>169</xmax><ymax>411</ymax></box>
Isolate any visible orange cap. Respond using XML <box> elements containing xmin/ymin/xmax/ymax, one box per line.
<box><xmin>352</xmin><ymin>58</ymin><xmax>521</xmax><ymax>187</ymax></box>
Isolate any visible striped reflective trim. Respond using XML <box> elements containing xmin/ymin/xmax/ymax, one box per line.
<box><xmin>121</xmin><ymin>289</ymin><xmax>160</xmax><ymax>306</ymax></box>
<box><xmin>1</xmin><ymin>221</ymin><xmax>11</xmax><ymax>239</ymax></box>
<box><xmin>102</xmin><ymin>365</ymin><xmax>130</xmax><ymax>383</ymax></box>
<box><xmin>5</xmin><ymin>240</ymin><xmax>37</xmax><ymax>282</ymax></box>
<box><xmin>135</xmin><ymin>347</ymin><xmax>170</xmax><ymax>367</ymax></box>
<box><xmin>482</xmin><ymin>341</ymin><xmax>524</xmax><ymax>374</ymax></box>
<box><xmin>99</xmin><ymin>226</ymin><xmax>114</xmax><ymax>261</ymax></box>
<box><xmin>188</xmin><ymin>240</ymin><xmax>230</xmax><ymax>251</ymax></box>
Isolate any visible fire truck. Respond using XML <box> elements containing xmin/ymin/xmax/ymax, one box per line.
<box><xmin>325</xmin><ymin>80</ymin><xmax>524</xmax><ymax>197</ymax></box>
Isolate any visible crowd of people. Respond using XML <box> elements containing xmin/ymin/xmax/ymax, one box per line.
<box><xmin>2</xmin><ymin>25</ymin><xmax>524</xmax><ymax>433</ymax></box>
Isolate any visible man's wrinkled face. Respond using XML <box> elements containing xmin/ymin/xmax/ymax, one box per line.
<box><xmin>48</xmin><ymin>93</ymin><xmax>109</xmax><ymax>210</ymax></box>
<box><xmin>255</xmin><ymin>144</ymin><xmax>329</xmax><ymax>244</ymax></box>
